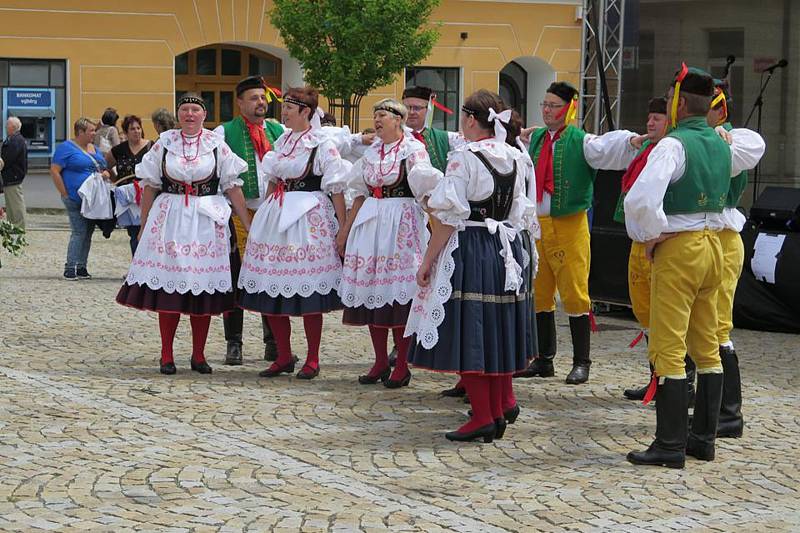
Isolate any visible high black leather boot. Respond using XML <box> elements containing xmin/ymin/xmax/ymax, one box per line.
<box><xmin>514</xmin><ymin>311</ymin><xmax>556</xmax><ymax>378</ymax></box>
<box><xmin>565</xmin><ymin>315</ymin><xmax>591</xmax><ymax>384</ymax></box>
<box><xmin>262</xmin><ymin>315</ymin><xmax>278</xmax><ymax>361</ymax></box>
<box><xmin>627</xmin><ymin>377</ymin><xmax>688</xmax><ymax>469</ymax></box>
<box><xmin>223</xmin><ymin>309</ymin><xmax>244</xmax><ymax>365</ymax></box>
<box><xmin>685</xmin><ymin>355</ymin><xmax>696</xmax><ymax>408</ymax></box>
<box><xmin>717</xmin><ymin>346</ymin><xmax>744</xmax><ymax>438</ymax></box>
<box><xmin>686</xmin><ymin>372</ymin><xmax>724</xmax><ymax>461</ymax></box>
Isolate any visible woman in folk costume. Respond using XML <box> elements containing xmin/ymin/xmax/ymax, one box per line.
<box><xmin>116</xmin><ymin>94</ymin><xmax>250</xmax><ymax>375</ymax></box>
<box><xmin>238</xmin><ymin>86</ymin><xmax>351</xmax><ymax>380</ymax></box>
<box><xmin>406</xmin><ymin>90</ymin><xmax>536</xmax><ymax>443</ymax></box>
<box><xmin>337</xmin><ymin>99</ymin><xmax>439</xmax><ymax>388</ymax></box>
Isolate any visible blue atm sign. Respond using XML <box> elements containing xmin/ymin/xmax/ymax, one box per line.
<box><xmin>6</xmin><ymin>89</ymin><xmax>52</xmax><ymax>107</ymax></box>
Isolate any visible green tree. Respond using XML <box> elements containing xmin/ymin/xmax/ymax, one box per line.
<box><xmin>270</xmin><ymin>0</ymin><xmax>440</xmax><ymax>127</ymax></box>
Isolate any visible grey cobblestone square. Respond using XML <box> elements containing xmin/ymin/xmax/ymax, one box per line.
<box><xmin>0</xmin><ymin>214</ymin><xmax>798</xmax><ymax>532</ymax></box>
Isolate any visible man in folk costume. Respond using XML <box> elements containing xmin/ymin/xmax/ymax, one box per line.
<box><xmin>402</xmin><ymin>86</ymin><xmax>464</xmax><ymax>173</ymax></box>
<box><xmin>702</xmin><ymin>79</ymin><xmax>750</xmax><ymax>438</ymax></box>
<box><xmin>214</xmin><ymin>76</ymin><xmax>285</xmax><ymax>365</ymax></box>
<box><xmin>516</xmin><ymin>81</ymin><xmax>639</xmax><ymax>384</ymax></box>
<box><xmin>621</xmin><ymin>98</ymin><xmax>696</xmax><ymax>403</ymax></box>
<box><xmin>625</xmin><ymin>66</ymin><xmax>764</xmax><ymax>468</ymax></box>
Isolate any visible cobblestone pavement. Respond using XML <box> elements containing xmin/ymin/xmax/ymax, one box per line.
<box><xmin>1</xmin><ymin>214</ymin><xmax>798</xmax><ymax>532</ymax></box>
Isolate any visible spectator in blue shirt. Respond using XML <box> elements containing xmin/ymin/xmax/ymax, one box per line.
<box><xmin>50</xmin><ymin>117</ymin><xmax>110</xmax><ymax>280</ymax></box>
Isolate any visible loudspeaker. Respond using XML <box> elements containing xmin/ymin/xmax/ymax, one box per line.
<box><xmin>589</xmin><ymin>169</ymin><xmax>632</xmax><ymax>305</ymax></box>
<box><xmin>749</xmin><ymin>186</ymin><xmax>800</xmax><ymax>230</ymax></box>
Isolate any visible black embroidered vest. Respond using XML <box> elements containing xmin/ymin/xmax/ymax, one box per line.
<box><xmin>369</xmin><ymin>159</ymin><xmax>414</xmax><ymax>198</ymax></box>
<box><xmin>282</xmin><ymin>146</ymin><xmax>323</xmax><ymax>192</ymax></box>
<box><xmin>467</xmin><ymin>151</ymin><xmax>517</xmax><ymax>222</ymax></box>
<box><xmin>161</xmin><ymin>147</ymin><xmax>220</xmax><ymax>196</ymax></box>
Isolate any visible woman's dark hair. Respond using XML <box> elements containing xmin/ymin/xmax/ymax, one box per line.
<box><xmin>505</xmin><ymin>109</ymin><xmax>523</xmax><ymax>147</ymax></box>
<box><xmin>284</xmin><ymin>86</ymin><xmax>319</xmax><ymax>119</ymax></box>
<box><xmin>101</xmin><ymin>107</ymin><xmax>119</xmax><ymax>127</ymax></box>
<box><xmin>462</xmin><ymin>89</ymin><xmax>506</xmax><ymax>131</ymax></box>
<box><xmin>121</xmin><ymin>115</ymin><xmax>143</xmax><ymax>135</ymax></box>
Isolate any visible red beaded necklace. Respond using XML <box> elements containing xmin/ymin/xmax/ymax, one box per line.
<box><xmin>378</xmin><ymin>136</ymin><xmax>403</xmax><ymax>177</ymax></box>
<box><xmin>280</xmin><ymin>127</ymin><xmax>312</xmax><ymax>157</ymax></box>
<box><xmin>181</xmin><ymin>130</ymin><xmax>202</xmax><ymax>162</ymax></box>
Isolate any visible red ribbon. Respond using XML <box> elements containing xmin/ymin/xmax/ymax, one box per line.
<box><xmin>431</xmin><ymin>96</ymin><xmax>453</xmax><ymax>115</ymax></box>
<box><xmin>642</xmin><ymin>372</ymin><xmax>658</xmax><ymax>405</ymax></box>
<box><xmin>371</xmin><ymin>186</ymin><xmax>383</xmax><ymax>199</ymax></box>
<box><xmin>184</xmin><ymin>182</ymin><xmax>194</xmax><ymax>207</ymax></box>
<box><xmin>271</xmin><ymin>180</ymin><xmax>286</xmax><ymax>206</ymax></box>
<box><xmin>133</xmin><ymin>180</ymin><xmax>142</xmax><ymax>206</ymax></box>
<box><xmin>629</xmin><ymin>330</ymin><xmax>645</xmax><ymax>348</ymax></box>
<box><xmin>589</xmin><ymin>311</ymin><xmax>599</xmax><ymax>333</ymax></box>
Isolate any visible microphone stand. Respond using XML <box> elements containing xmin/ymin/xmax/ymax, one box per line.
<box><xmin>744</xmin><ymin>69</ymin><xmax>777</xmax><ymax>201</ymax></box>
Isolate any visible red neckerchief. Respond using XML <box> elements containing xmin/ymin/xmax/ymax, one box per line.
<box><xmin>412</xmin><ymin>129</ymin><xmax>426</xmax><ymax>147</ymax></box>
<box><xmin>243</xmin><ymin>116</ymin><xmax>270</xmax><ymax>160</ymax></box>
<box><xmin>535</xmin><ymin>127</ymin><xmax>565</xmax><ymax>203</ymax></box>
<box><xmin>620</xmin><ymin>143</ymin><xmax>657</xmax><ymax>193</ymax></box>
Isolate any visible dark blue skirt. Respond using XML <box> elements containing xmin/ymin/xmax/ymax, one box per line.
<box><xmin>239</xmin><ymin>291</ymin><xmax>343</xmax><ymax>316</ymax></box>
<box><xmin>409</xmin><ymin>226</ymin><xmax>532</xmax><ymax>375</ymax></box>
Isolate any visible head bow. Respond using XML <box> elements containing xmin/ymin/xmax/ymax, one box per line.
<box><xmin>488</xmin><ymin>107</ymin><xmax>512</xmax><ymax>142</ymax></box>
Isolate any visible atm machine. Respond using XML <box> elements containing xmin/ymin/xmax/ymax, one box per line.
<box><xmin>2</xmin><ymin>87</ymin><xmax>56</xmax><ymax>158</ymax></box>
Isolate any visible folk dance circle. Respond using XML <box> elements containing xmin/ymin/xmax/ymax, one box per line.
<box><xmin>116</xmin><ymin>69</ymin><xmax>765</xmax><ymax>465</ymax></box>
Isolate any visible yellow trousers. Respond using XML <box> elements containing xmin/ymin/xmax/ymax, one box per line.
<box><xmin>534</xmin><ymin>211</ymin><xmax>591</xmax><ymax>316</ymax></box>
<box><xmin>231</xmin><ymin>209</ymin><xmax>257</xmax><ymax>254</ymax></box>
<box><xmin>628</xmin><ymin>241</ymin><xmax>652</xmax><ymax>329</ymax></box>
<box><xmin>648</xmin><ymin>230</ymin><xmax>723</xmax><ymax>376</ymax></box>
<box><xmin>716</xmin><ymin>229</ymin><xmax>744</xmax><ymax>345</ymax></box>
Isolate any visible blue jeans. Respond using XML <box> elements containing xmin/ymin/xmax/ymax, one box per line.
<box><xmin>62</xmin><ymin>196</ymin><xmax>95</xmax><ymax>271</ymax></box>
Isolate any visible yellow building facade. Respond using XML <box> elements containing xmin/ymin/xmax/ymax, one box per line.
<box><xmin>0</xmin><ymin>0</ymin><xmax>583</xmax><ymax>147</ymax></box>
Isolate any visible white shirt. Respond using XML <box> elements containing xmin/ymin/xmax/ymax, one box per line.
<box><xmin>536</xmin><ymin>129</ymin><xmax>638</xmax><ymax>216</ymax></box>
<box><xmin>624</xmin><ymin>127</ymin><xmax>765</xmax><ymax>243</ymax></box>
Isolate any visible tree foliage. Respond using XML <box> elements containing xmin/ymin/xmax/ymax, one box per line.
<box><xmin>270</xmin><ymin>0</ymin><xmax>440</xmax><ymax>100</ymax></box>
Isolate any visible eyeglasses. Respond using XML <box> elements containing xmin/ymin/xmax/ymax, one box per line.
<box><xmin>540</xmin><ymin>102</ymin><xmax>566</xmax><ymax>110</ymax></box>
<box><xmin>406</xmin><ymin>105</ymin><xmax>427</xmax><ymax>112</ymax></box>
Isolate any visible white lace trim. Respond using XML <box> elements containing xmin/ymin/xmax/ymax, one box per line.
<box><xmin>124</xmin><ymin>274</ymin><xmax>232</xmax><ymax>296</ymax></box>
<box><xmin>404</xmin><ymin>231</ymin><xmax>460</xmax><ymax>349</ymax></box>
<box><xmin>340</xmin><ymin>287</ymin><xmax>415</xmax><ymax>310</ymax></box>
<box><xmin>239</xmin><ymin>268</ymin><xmax>341</xmax><ymax>298</ymax></box>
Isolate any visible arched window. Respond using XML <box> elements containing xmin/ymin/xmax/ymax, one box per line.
<box><xmin>175</xmin><ymin>44</ymin><xmax>282</xmax><ymax>127</ymax></box>
<box><xmin>500</xmin><ymin>61</ymin><xmax>528</xmax><ymax>126</ymax></box>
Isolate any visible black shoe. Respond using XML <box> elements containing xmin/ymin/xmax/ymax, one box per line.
<box><xmin>358</xmin><ymin>366</ymin><xmax>391</xmax><ymax>384</ymax></box>
<box><xmin>76</xmin><ymin>267</ymin><xmax>92</xmax><ymax>279</ymax></box>
<box><xmin>504</xmin><ymin>404</ymin><xmax>521</xmax><ymax>425</ymax></box>
<box><xmin>565</xmin><ymin>364</ymin><xmax>590</xmax><ymax>384</ymax></box>
<box><xmin>388</xmin><ymin>346</ymin><xmax>398</xmax><ymax>368</ymax></box>
<box><xmin>383</xmin><ymin>371</ymin><xmax>411</xmax><ymax>389</ymax></box>
<box><xmin>440</xmin><ymin>385</ymin><xmax>466</xmax><ymax>397</ymax></box>
<box><xmin>514</xmin><ymin>357</ymin><xmax>554</xmax><ymax>378</ymax></box>
<box><xmin>494</xmin><ymin>418</ymin><xmax>508</xmax><ymax>439</ymax></box>
<box><xmin>160</xmin><ymin>362</ymin><xmax>176</xmax><ymax>375</ymax></box>
<box><xmin>190</xmin><ymin>360</ymin><xmax>213</xmax><ymax>374</ymax></box>
<box><xmin>627</xmin><ymin>377</ymin><xmax>688</xmax><ymax>469</ymax></box>
<box><xmin>259</xmin><ymin>360</ymin><xmax>295</xmax><ymax>377</ymax></box>
<box><xmin>224</xmin><ymin>342</ymin><xmax>243</xmax><ymax>366</ymax></box>
<box><xmin>717</xmin><ymin>346</ymin><xmax>744</xmax><ymax>438</ymax></box>
<box><xmin>686</xmin><ymin>373</ymin><xmax>723</xmax><ymax>461</ymax></box>
<box><xmin>296</xmin><ymin>364</ymin><xmax>319</xmax><ymax>380</ymax></box>
<box><xmin>623</xmin><ymin>383</ymin><xmax>650</xmax><ymax>401</ymax></box>
<box><xmin>445</xmin><ymin>423</ymin><xmax>496</xmax><ymax>443</ymax></box>
<box><xmin>63</xmin><ymin>268</ymin><xmax>78</xmax><ymax>281</ymax></box>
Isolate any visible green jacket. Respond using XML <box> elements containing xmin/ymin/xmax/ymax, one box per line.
<box><xmin>221</xmin><ymin>116</ymin><xmax>283</xmax><ymax>199</ymax></box>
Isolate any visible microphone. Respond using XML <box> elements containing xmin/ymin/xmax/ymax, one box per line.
<box><xmin>726</xmin><ymin>55</ymin><xmax>736</xmax><ymax>65</ymax></box>
<box><xmin>762</xmin><ymin>59</ymin><xmax>788</xmax><ymax>73</ymax></box>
